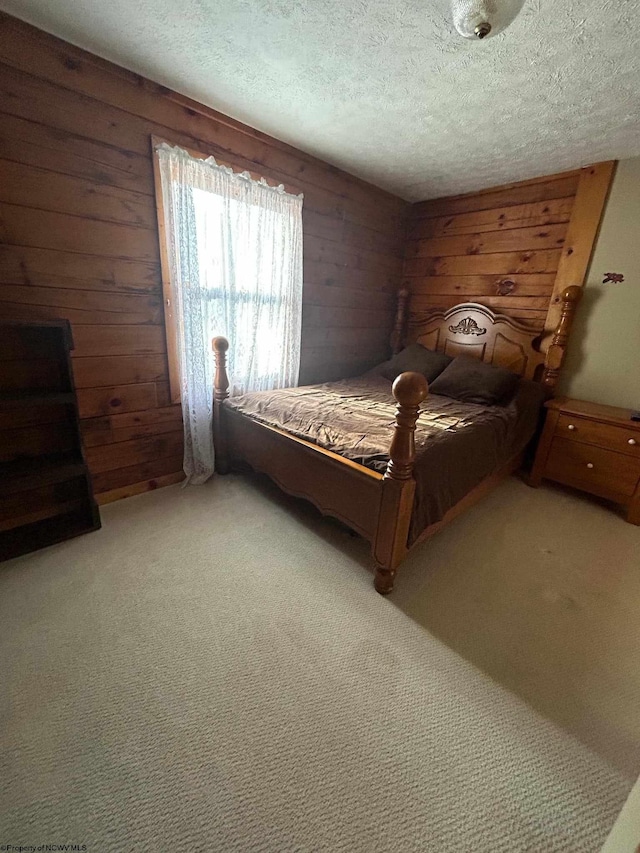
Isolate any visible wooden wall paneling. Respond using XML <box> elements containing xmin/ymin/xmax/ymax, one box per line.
<box><xmin>302</xmin><ymin>282</ymin><xmax>395</xmax><ymax>311</ymax></box>
<box><xmin>542</xmin><ymin>161</ymin><xmax>617</xmax><ymax>345</ymax></box>
<box><xmin>404</xmin><ymin>250</ymin><xmax>563</xmax><ymax>278</ymax></box>
<box><xmin>0</xmin><ymin>16</ymin><xmax>406</xmax><ymax>225</ymax></box>
<box><xmin>403</xmin><ymin>172</ymin><xmax>577</xmax><ymax>328</ymax></box>
<box><xmin>411</xmin><ymin>171</ymin><xmax>581</xmax><ymax>219</ymax></box>
<box><xmin>0</xmin><ymin>12</ymin><xmax>408</xmax><ymax>500</ymax></box>
<box><xmin>92</xmin><ymin>454</ymin><xmax>185</xmax><ymax>495</ymax></box>
<box><xmin>0</xmin><ymin>159</ymin><xmax>156</xmax><ymax>228</ymax></box>
<box><xmin>0</xmin><ymin>285</ymin><xmax>163</xmax><ymax>326</ymax></box>
<box><xmin>0</xmin><ymin>30</ymin><xmax>406</xmax><ymax>237</ymax></box>
<box><xmin>76</xmin><ymin>383</ymin><xmax>159</xmax><ymax>419</ymax></box>
<box><xmin>71</xmin><ymin>355</ymin><xmax>167</xmax><ymax>389</ymax></box>
<box><xmin>405</xmin><ymin>223</ymin><xmax>568</xmax><ymax>259</ymax></box>
<box><xmin>302</xmin><ymin>259</ymin><xmax>398</xmax><ymax>293</ymax></box>
<box><xmin>403</xmin><ymin>163</ymin><xmax>615</xmax><ymax>351</ymax></box>
<box><xmin>407</xmin><ymin>274</ymin><xmax>557</xmax><ymax>297</ymax></box>
<box><xmin>408</xmin><ymin>197</ymin><xmax>575</xmax><ymax>240</ymax></box>
<box><xmin>85</xmin><ymin>430</ymin><xmax>184</xmax><ymax>474</ymax></box>
<box><xmin>0</xmin><ymin>246</ymin><xmax>161</xmax><ymax>293</ymax></box>
<box><xmin>0</xmin><ymin>203</ymin><xmax>160</xmax><ymax>259</ymax></box>
<box><xmin>96</xmin><ymin>471</ymin><xmax>186</xmax><ymax>505</ymax></box>
<box><xmin>81</xmin><ymin>405</ymin><xmax>183</xmax><ymax>448</ymax></box>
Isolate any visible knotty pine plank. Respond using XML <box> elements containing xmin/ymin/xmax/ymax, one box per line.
<box><xmin>408</xmin><ymin>197</ymin><xmax>574</xmax><ymax>241</ymax></box>
<box><xmin>302</xmin><ymin>324</ymin><xmax>387</xmax><ymax>350</ymax></box>
<box><xmin>0</xmin><ymin>203</ymin><xmax>159</xmax><ymax>260</ymax></box>
<box><xmin>70</xmin><ymin>355</ymin><xmax>167</xmax><ymax>389</ymax></box>
<box><xmin>412</xmin><ymin>174</ymin><xmax>580</xmax><ymax>219</ymax></box>
<box><xmin>81</xmin><ymin>406</ymin><xmax>182</xmax><ymax>447</ymax></box>
<box><xmin>302</xmin><ymin>282</ymin><xmax>395</xmax><ymax>310</ymax></box>
<box><xmin>0</xmin><ymin>111</ymin><xmax>154</xmax><ymax>195</ymax></box>
<box><xmin>303</xmin><ymin>304</ymin><xmax>392</xmax><ymax>330</ymax></box>
<box><xmin>0</xmin><ymin>300</ymin><xmax>162</xmax><ymax>327</ymax></box>
<box><xmin>405</xmin><ymin>222</ymin><xmax>567</xmax><ymax>259</ymax></box>
<box><xmin>303</xmin><ymin>260</ymin><xmax>399</xmax><ymax>293</ymax></box>
<box><xmin>411</xmin><ymin>293</ymin><xmax>551</xmax><ymax>311</ymax></box>
<box><xmin>85</xmin><ymin>429</ymin><xmax>184</xmax><ymax>473</ymax></box>
<box><xmin>81</xmin><ymin>404</ymin><xmax>182</xmax><ymax>448</ymax></box>
<box><xmin>70</xmin><ymin>325</ymin><xmax>165</xmax><ymax>358</ymax></box>
<box><xmin>404</xmin><ymin>250</ymin><xmax>563</xmax><ymax>278</ymax></box>
<box><xmin>76</xmin><ymin>383</ymin><xmax>159</xmax><ymax>418</ymax></box>
<box><xmin>0</xmin><ymin>158</ymin><xmax>157</xmax><ymax>229</ymax></box>
<box><xmin>0</xmin><ymin>284</ymin><xmax>162</xmax><ymax>321</ymax></box>
<box><xmin>96</xmin><ymin>470</ymin><xmax>185</xmax><ymax>504</ymax></box>
<box><xmin>404</xmin><ymin>274</ymin><xmax>557</xmax><ymax>298</ymax></box>
<box><xmin>0</xmin><ymin>245</ymin><xmax>161</xmax><ymax>293</ymax></box>
<box><xmin>304</xmin><ymin>234</ymin><xmax>403</xmax><ymax>274</ymax></box>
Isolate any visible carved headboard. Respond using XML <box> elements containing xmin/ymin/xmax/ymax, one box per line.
<box><xmin>391</xmin><ymin>287</ymin><xmax>582</xmax><ymax>390</ymax></box>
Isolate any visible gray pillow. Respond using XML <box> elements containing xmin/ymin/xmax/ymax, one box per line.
<box><xmin>429</xmin><ymin>356</ymin><xmax>519</xmax><ymax>405</ymax></box>
<box><xmin>377</xmin><ymin>344</ymin><xmax>452</xmax><ymax>383</ymax></box>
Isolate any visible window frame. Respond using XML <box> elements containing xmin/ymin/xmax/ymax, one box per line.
<box><xmin>151</xmin><ymin>135</ymin><xmax>302</xmax><ymax>404</ymax></box>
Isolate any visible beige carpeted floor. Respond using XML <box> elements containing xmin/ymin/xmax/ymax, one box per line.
<box><xmin>391</xmin><ymin>477</ymin><xmax>640</xmax><ymax>782</ymax></box>
<box><xmin>0</xmin><ymin>474</ymin><xmax>637</xmax><ymax>852</ymax></box>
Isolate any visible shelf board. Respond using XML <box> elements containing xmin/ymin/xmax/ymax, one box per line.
<box><xmin>2</xmin><ymin>453</ymin><xmax>87</xmax><ymax>496</ymax></box>
<box><xmin>0</xmin><ymin>498</ymin><xmax>89</xmax><ymax>533</ymax></box>
<box><xmin>0</xmin><ymin>506</ymin><xmax>101</xmax><ymax>562</ymax></box>
<box><xmin>0</xmin><ymin>391</ymin><xmax>75</xmax><ymax>408</ymax></box>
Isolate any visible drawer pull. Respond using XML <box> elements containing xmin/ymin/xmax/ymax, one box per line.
<box><xmin>629</xmin><ymin>438</ymin><xmax>637</xmax><ymax>446</ymax></box>
<box><xmin>586</xmin><ymin>463</ymin><xmax>594</xmax><ymax>469</ymax></box>
<box><xmin>567</xmin><ymin>424</ymin><xmax>577</xmax><ymax>431</ymax></box>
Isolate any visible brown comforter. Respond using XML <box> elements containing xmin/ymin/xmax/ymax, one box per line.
<box><xmin>224</xmin><ymin>376</ymin><xmax>545</xmax><ymax>544</ymax></box>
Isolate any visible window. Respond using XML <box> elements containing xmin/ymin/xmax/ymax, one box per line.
<box><xmin>153</xmin><ymin>138</ymin><xmax>303</xmax><ymax>482</ymax></box>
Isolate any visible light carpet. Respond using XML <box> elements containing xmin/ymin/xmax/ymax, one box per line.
<box><xmin>0</xmin><ymin>475</ymin><xmax>633</xmax><ymax>852</ymax></box>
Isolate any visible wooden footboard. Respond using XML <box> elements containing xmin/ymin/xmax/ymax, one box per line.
<box><xmin>223</xmin><ymin>407</ymin><xmax>384</xmax><ymax>541</ymax></box>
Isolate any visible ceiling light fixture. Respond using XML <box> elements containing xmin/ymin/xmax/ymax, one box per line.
<box><xmin>451</xmin><ymin>0</ymin><xmax>526</xmax><ymax>40</ymax></box>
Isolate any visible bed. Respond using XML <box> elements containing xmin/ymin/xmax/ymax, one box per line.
<box><xmin>212</xmin><ymin>286</ymin><xmax>582</xmax><ymax>593</ymax></box>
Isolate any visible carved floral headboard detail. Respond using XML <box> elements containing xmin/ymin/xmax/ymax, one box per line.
<box><xmin>391</xmin><ymin>286</ymin><xmax>582</xmax><ymax>390</ymax></box>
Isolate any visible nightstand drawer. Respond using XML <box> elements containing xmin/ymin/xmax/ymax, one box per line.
<box><xmin>556</xmin><ymin>414</ymin><xmax>640</xmax><ymax>458</ymax></box>
<box><xmin>546</xmin><ymin>438</ymin><xmax>640</xmax><ymax>499</ymax></box>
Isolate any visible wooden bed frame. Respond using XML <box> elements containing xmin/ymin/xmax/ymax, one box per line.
<box><xmin>212</xmin><ymin>286</ymin><xmax>582</xmax><ymax>594</ymax></box>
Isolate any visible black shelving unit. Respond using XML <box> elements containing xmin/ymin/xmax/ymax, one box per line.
<box><xmin>0</xmin><ymin>319</ymin><xmax>101</xmax><ymax>562</ymax></box>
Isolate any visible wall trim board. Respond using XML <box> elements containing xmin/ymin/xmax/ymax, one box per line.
<box><xmin>96</xmin><ymin>470</ymin><xmax>186</xmax><ymax>505</ymax></box>
<box><xmin>542</xmin><ymin>161</ymin><xmax>617</xmax><ymax>347</ymax></box>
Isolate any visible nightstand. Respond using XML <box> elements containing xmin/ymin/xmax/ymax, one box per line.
<box><xmin>530</xmin><ymin>397</ymin><xmax>640</xmax><ymax>525</ymax></box>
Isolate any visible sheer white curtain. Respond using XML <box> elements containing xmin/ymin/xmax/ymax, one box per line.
<box><xmin>156</xmin><ymin>142</ymin><xmax>303</xmax><ymax>484</ymax></box>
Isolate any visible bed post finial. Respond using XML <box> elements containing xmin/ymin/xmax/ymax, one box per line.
<box><xmin>373</xmin><ymin>371</ymin><xmax>428</xmax><ymax>595</ymax></box>
<box><xmin>390</xmin><ymin>287</ymin><xmax>411</xmax><ymax>355</ymax></box>
<box><xmin>542</xmin><ymin>286</ymin><xmax>582</xmax><ymax>390</ymax></box>
<box><xmin>212</xmin><ymin>336</ymin><xmax>230</xmax><ymax>473</ymax></box>
<box><xmin>387</xmin><ymin>372</ymin><xmax>429</xmax><ymax>480</ymax></box>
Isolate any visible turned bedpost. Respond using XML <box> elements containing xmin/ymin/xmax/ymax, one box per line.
<box><xmin>542</xmin><ymin>286</ymin><xmax>582</xmax><ymax>390</ymax></box>
<box><xmin>212</xmin><ymin>336</ymin><xmax>230</xmax><ymax>474</ymax></box>
<box><xmin>390</xmin><ymin>287</ymin><xmax>410</xmax><ymax>355</ymax></box>
<box><xmin>373</xmin><ymin>371</ymin><xmax>429</xmax><ymax>595</ymax></box>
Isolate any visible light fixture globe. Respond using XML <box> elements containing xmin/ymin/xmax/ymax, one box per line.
<box><xmin>451</xmin><ymin>0</ymin><xmax>526</xmax><ymax>39</ymax></box>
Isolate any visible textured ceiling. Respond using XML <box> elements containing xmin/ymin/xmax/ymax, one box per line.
<box><xmin>1</xmin><ymin>0</ymin><xmax>639</xmax><ymax>201</ymax></box>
